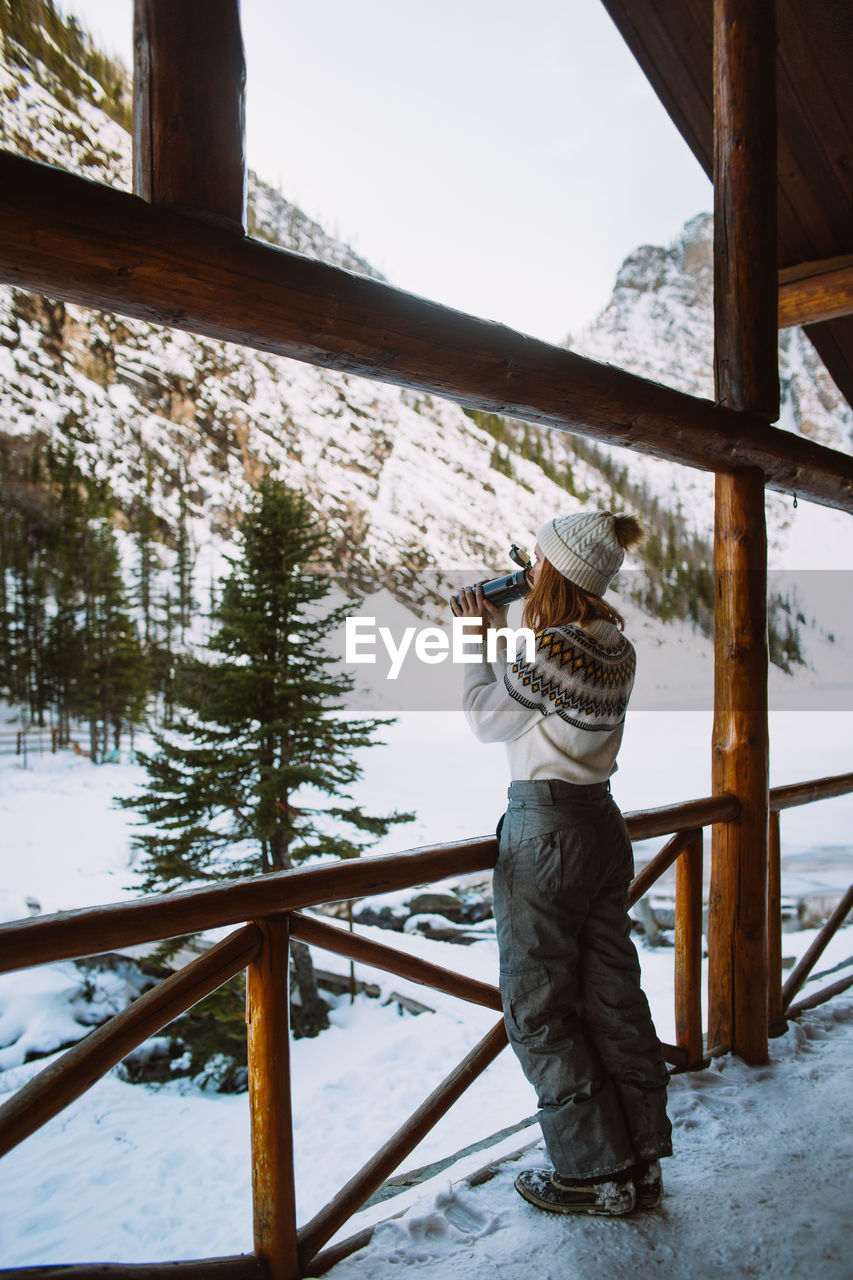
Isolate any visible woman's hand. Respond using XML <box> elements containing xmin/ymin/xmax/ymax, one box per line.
<box><xmin>449</xmin><ymin>582</ymin><xmax>509</xmax><ymax>634</ymax></box>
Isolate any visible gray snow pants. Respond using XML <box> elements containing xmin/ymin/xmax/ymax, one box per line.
<box><xmin>494</xmin><ymin>778</ymin><xmax>672</xmax><ymax>1179</ymax></box>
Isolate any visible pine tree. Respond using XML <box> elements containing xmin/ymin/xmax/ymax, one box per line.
<box><xmin>0</xmin><ymin>503</ymin><xmax>12</xmax><ymax>697</ymax></box>
<box><xmin>68</xmin><ymin>472</ymin><xmax>149</xmax><ymax>762</ymax></box>
<box><xmin>175</xmin><ymin>469</ymin><xmax>194</xmax><ymax>642</ymax></box>
<box><xmin>132</xmin><ymin>451</ymin><xmax>159</xmax><ymax>647</ymax></box>
<box><xmin>149</xmin><ymin>587</ymin><xmax>177</xmax><ymax>724</ymax></box>
<box><xmin>123</xmin><ymin>476</ymin><xmax>413</xmax><ymax>1044</ymax></box>
<box><xmin>1</xmin><ymin>431</ymin><xmax>152</xmax><ymax>755</ymax></box>
<box><xmin>1</xmin><ymin>444</ymin><xmax>53</xmax><ymax>723</ymax></box>
<box><xmin>42</xmin><ymin>442</ymin><xmax>88</xmax><ymax>744</ymax></box>
<box><xmin>83</xmin><ymin>514</ymin><xmax>148</xmax><ymax>760</ymax></box>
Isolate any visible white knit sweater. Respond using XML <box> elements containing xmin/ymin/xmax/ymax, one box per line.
<box><xmin>462</xmin><ymin>618</ymin><xmax>636</xmax><ymax>784</ymax></box>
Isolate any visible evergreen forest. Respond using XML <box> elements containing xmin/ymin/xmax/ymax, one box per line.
<box><xmin>0</xmin><ymin>435</ymin><xmax>154</xmax><ymax>759</ymax></box>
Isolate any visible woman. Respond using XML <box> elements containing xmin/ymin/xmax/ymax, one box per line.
<box><xmin>451</xmin><ymin>510</ymin><xmax>671</xmax><ymax>1217</ymax></box>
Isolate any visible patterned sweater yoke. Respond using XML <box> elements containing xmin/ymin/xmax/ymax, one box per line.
<box><xmin>505</xmin><ymin>623</ymin><xmax>636</xmax><ymax>732</ymax></box>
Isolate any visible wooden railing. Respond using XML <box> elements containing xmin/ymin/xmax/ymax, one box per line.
<box><xmin>0</xmin><ymin>726</ymin><xmax>59</xmax><ymax>759</ymax></box>
<box><xmin>767</xmin><ymin>774</ymin><xmax>853</xmax><ymax>1032</ymax></box>
<box><xmin>0</xmin><ymin>774</ymin><xmax>851</xmax><ymax>1279</ymax></box>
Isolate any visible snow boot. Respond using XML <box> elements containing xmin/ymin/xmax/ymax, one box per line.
<box><xmin>514</xmin><ymin>1167</ymin><xmax>636</xmax><ymax>1216</ymax></box>
<box><xmin>633</xmin><ymin>1158</ymin><xmax>663</xmax><ymax>1209</ymax></box>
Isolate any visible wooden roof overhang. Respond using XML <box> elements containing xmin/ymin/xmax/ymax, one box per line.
<box><xmin>601</xmin><ymin>0</ymin><xmax>853</xmax><ymax>406</ymax></box>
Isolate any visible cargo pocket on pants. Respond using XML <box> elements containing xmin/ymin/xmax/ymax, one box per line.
<box><xmin>529</xmin><ymin>826</ymin><xmax>587</xmax><ymax>894</ymax></box>
<box><xmin>500</xmin><ymin>966</ymin><xmax>552</xmax><ymax>1043</ymax></box>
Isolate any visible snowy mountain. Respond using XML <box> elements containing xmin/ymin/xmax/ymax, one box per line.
<box><xmin>2</xmin><ymin>2</ymin><xmax>852</xmax><ymax>645</ymax></box>
<box><xmin>575</xmin><ymin>210</ymin><xmax>853</xmax><ymax>456</ymax></box>
<box><xmin>572</xmin><ymin>214</ymin><xmax>853</xmax><ymax>572</ymax></box>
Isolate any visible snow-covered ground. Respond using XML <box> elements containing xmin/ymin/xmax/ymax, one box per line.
<box><xmin>0</xmin><ymin>710</ymin><xmax>851</xmax><ymax>1271</ymax></box>
<box><xmin>328</xmin><ymin>999</ymin><xmax>853</xmax><ymax>1280</ymax></box>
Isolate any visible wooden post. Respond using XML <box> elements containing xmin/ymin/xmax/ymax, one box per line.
<box><xmin>713</xmin><ymin>0</ymin><xmax>779</xmax><ymax>423</ymax></box>
<box><xmin>709</xmin><ymin>471</ymin><xmax>770</xmax><ymax>1061</ymax></box>
<box><xmin>674</xmin><ymin>830</ymin><xmax>704</xmax><ymax>1069</ymax></box>
<box><xmin>708</xmin><ymin>0</ymin><xmax>777</xmax><ymax>1064</ymax></box>
<box><xmin>133</xmin><ymin>0</ymin><xmax>246</xmax><ymax>230</ymax></box>
<box><xmin>246</xmin><ymin>917</ymin><xmax>299</xmax><ymax>1280</ymax></box>
<box><xmin>767</xmin><ymin>810</ymin><xmax>785</xmax><ymax>1033</ymax></box>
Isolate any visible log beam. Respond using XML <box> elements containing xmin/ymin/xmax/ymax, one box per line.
<box><xmin>133</xmin><ymin>0</ymin><xmax>246</xmax><ymax>230</ymax></box>
<box><xmin>708</xmin><ymin>0</ymin><xmax>776</xmax><ymax>1064</ymax></box>
<box><xmin>2</xmin><ymin>152</ymin><xmax>853</xmax><ymax>513</ymax></box>
<box><xmin>0</xmin><ymin>793</ymin><xmax>753</xmax><ymax>976</ymax></box>
<box><xmin>625</xmin><ymin>792</ymin><xmax>739</xmax><ymax>841</ymax></box>
<box><xmin>0</xmin><ymin>837</ymin><xmax>498</xmax><ymax>975</ymax></box>
<box><xmin>778</xmin><ymin>255</ymin><xmax>853</xmax><ymax>329</ymax></box>
<box><xmin>7</xmin><ymin>779</ymin><xmax>849</xmax><ymax>979</ymax></box>
<box><xmin>769</xmin><ymin>770</ymin><xmax>853</xmax><ymax>812</ymax></box>
<box><xmin>288</xmin><ymin>912</ymin><xmax>503</xmax><ymax>1011</ymax></box>
<box><xmin>786</xmin><ymin>973</ymin><xmax>853</xmax><ymax>1020</ymax></box>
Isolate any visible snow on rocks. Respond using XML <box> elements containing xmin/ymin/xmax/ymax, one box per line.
<box><xmin>572</xmin><ymin>213</ymin><xmax>853</xmax><ymax>597</ymax></box>
<box><xmin>349</xmin><ymin>880</ymin><xmax>494</xmax><ymax>942</ymax></box>
<box><xmin>0</xmin><ymin>956</ymin><xmax>153</xmax><ymax>1072</ymax></box>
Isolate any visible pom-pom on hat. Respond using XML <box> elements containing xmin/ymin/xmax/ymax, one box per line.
<box><xmin>536</xmin><ymin>511</ymin><xmax>642</xmax><ymax>596</ymax></box>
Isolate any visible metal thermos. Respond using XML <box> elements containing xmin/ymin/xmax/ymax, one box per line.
<box><xmin>452</xmin><ymin>544</ymin><xmax>532</xmax><ymax>609</ymax></box>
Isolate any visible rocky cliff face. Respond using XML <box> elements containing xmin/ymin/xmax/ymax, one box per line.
<box><xmin>578</xmin><ymin>214</ymin><xmax>717</xmax><ymax>401</ymax></box>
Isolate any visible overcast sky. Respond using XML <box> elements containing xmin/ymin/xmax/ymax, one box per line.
<box><xmin>65</xmin><ymin>0</ymin><xmax>712</xmax><ymax>344</ymax></box>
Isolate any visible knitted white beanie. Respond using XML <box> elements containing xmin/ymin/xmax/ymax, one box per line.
<box><xmin>536</xmin><ymin>511</ymin><xmax>625</xmax><ymax>595</ymax></box>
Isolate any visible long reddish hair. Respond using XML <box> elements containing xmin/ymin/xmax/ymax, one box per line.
<box><xmin>523</xmin><ymin>514</ymin><xmax>644</xmax><ymax>632</ymax></box>
<box><xmin>523</xmin><ymin>560</ymin><xmax>625</xmax><ymax>631</ymax></box>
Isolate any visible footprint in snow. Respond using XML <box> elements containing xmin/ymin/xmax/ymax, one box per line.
<box><xmin>371</xmin><ymin>1184</ymin><xmax>501</xmax><ymax>1263</ymax></box>
<box><xmin>434</xmin><ymin>1185</ymin><xmax>499</xmax><ymax>1237</ymax></box>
